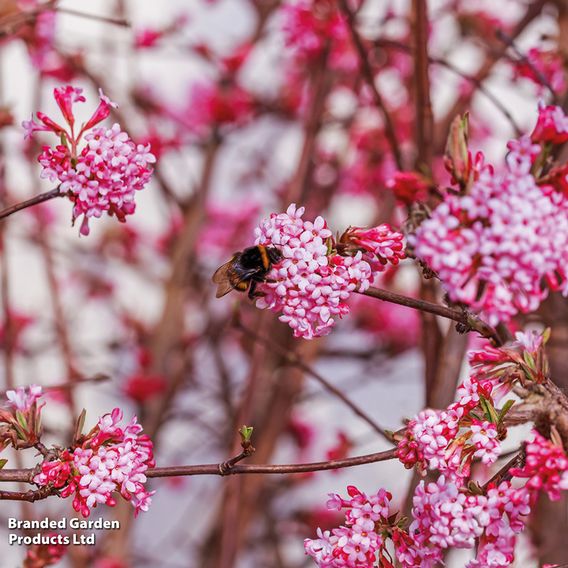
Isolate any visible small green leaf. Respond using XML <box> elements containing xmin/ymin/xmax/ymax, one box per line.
<box><xmin>523</xmin><ymin>351</ymin><xmax>536</xmax><ymax>371</ymax></box>
<box><xmin>239</xmin><ymin>425</ymin><xmax>254</xmax><ymax>443</ymax></box>
<box><xmin>0</xmin><ymin>459</ymin><xmax>7</xmax><ymax>470</ymax></box>
<box><xmin>73</xmin><ymin>409</ymin><xmax>87</xmax><ymax>444</ymax></box>
<box><xmin>542</xmin><ymin>327</ymin><xmax>551</xmax><ymax>345</ymax></box>
<box><xmin>15</xmin><ymin>411</ymin><xmax>28</xmax><ymax>431</ymax></box>
<box><xmin>478</xmin><ymin>395</ymin><xmax>499</xmax><ymax>424</ymax></box>
<box><xmin>498</xmin><ymin>399</ymin><xmax>515</xmax><ymax>422</ymax></box>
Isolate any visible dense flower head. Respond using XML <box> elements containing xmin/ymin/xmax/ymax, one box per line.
<box><xmin>397</xmin><ymin>408</ymin><xmax>461</xmax><ymax>476</ymax></box>
<box><xmin>410</xmin><ymin>476</ymin><xmax>486</xmax><ymax>550</ymax></box>
<box><xmin>412</xmin><ymin>126</ymin><xmax>568</xmax><ymax>325</ymax></box>
<box><xmin>399</xmin><ymin>477</ymin><xmax>531</xmax><ymax>568</ymax></box>
<box><xmin>306</xmin><ymin>477</ymin><xmax>532</xmax><ymax>568</ymax></box>
<box><xmin>254</xmin><ymin>203</ymin><xmax>405</xmax><ymax>338</ymax></box>
<box><xmin>304</xmin><ymin>486</ymin><xmax>394</xmax><ymax>567</ymax></box>
<box><xmin>466</xmin><ymin>481</ymin><xmax>531</xmax><ymax>567</ymax></box>
<box><xmin>397</xmin><ymin>370</ymin><xmax>507</xmax><ymax>479</ymax></box>
<box><xmin>34</xmin><ymin>408</ymin><xmax>155</xmax><ymax>517</ymax></box>
<box><xmin>510</xmin><ymin>431</ymin><xmax>568</xmax><ymax>501</ymax></box>
<box><xmin>23</xmin><ymin>86</ymin><xmax>155</xmax><ymax>235</ymax></box>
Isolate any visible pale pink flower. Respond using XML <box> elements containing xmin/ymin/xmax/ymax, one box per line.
<box><xmin>531</xmin><ymin>101</ymin><xmax>568</xmax><ymax>144</ymax></box>
<box><xmin>412</xmin><ymin>128</ymin><xmax>568</xmax><ymax>325</ymax></box>
<box><xmin>34</xmin><ymin>408</ymin><xmax>155</xmax><ymax>517</ymax></box>
<box><xmin>510</xmin><ymin>431</ymin><xmax>568</xmax><ymax>501</ymax></box>
<box><xmin>254</xmin><ymin>204</ymin><xmax>405</xmax><ymax>338</ymax></box>
<box><xmin>6</xmin><ymin>384</ymin><xmax>42</xmax><ymax>412</ymax></box>
<box><xmin>24</xmin><ymin>86</ymin><xmax>155</xmax><ymax>235</ymax></box>
<box><xmin>304</xmin><ymin>486</ymin><xmax>392</xmax><ymax>567</ymax></box>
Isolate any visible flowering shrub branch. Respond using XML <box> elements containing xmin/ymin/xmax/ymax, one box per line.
<box><xmin>0</xmin><ymin>448</ymin><xmax>399</xmax><ymax>486</ymax></box>
<box><xmin>4</xmin><ymin>0</ymin><xmax>568</xmax><ymax>566</ymax></box>
<box><xmin>0</xmin><ymin>186</ymin><xmax>62</xmax><ymax>221</ymax></box>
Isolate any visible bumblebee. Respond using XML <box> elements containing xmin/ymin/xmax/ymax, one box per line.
<box><xmin>212</xmin><ymin>245</ymin><xmax>282</xmax><ymax>299</ymax></box>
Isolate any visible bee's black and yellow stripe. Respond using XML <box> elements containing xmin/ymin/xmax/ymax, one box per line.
<box><xmin>257</xmin><ymin>245</ymin><xmax>271</xmax><ymax>271</ymax></box>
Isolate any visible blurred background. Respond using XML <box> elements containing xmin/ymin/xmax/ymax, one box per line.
<box><xmin>0</xmin><ymin>0</ymin><xmax>564</xmax><ymax>566</ymax></box>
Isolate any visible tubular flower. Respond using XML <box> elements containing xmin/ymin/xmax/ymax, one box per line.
<box><xmin>1</xmin><ymin>385</ymin><xmax>44</xmax><ymax>449</ymax></box>
<box><xmin>531</xmin><ymin>101</ymin><xmax>568</xmax><ymax>144</ymax></box>
<box><xmin>469</xmin><ymin>329</ymin><xmax>550</xmax><ymax>399</ymax></box>
<box><xmin>23</xmin><ymin>86</ymin><xmax>155</xmax><ymax>235</ymax></box>
<box><xmin>254</xmin><ymin>203</ymin><xmax>405</xmax><ymax>339</ymax></box>
<box><xmin>34</xmin><ymin>408</ymin><xmax>155</xmax><ymax>517</ymax></box>
<box><xmin>510</xmin><ymin>431</ymin><xmax>568</xmax><ymax>501</ymax></box>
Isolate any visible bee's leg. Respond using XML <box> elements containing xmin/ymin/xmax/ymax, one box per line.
<box><xmin>248</xmin><ymin>280</ymin><xmax>258</xmax><ymax>299</ymax></box>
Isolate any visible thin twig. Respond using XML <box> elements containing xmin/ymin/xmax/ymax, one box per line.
<box><xmin>413</xmin><ymin>0</ymin><xmax>434</xmax><ymax>172</ymax></box>
<box><xmin>236</xmin><ymin>321</ymin><xmax>394</xmax><ymax>442</ymax></box>
<box><xmin>359</xmin><ymin>286</ymin><xmax>501</xmax><ymax>343</ymax></box>
<box><xmin>337</xmin><ymin>0</ymin><xmax>404</xmax><ymax>170</ymax></box>
<box><xmin>55</xmin><ymin>7</ymin><xmax>130</xmax><ymax>28</ymax></box>
<box><xmin>0</xmin><ymin>188</ymin><xmax>62</xmax><ymax>221</ymax></box>
<box><xmin>495</xmin><ymin>29</ymin><xmax>558</xmax><ymax>102</ymax></box>
<box><xmin>0</xmin><ymin>486</ymin><xmax>56</xmax><ymax>502</ymax></box>
<box><xmin>0</xmin><ymin>449</ymin><xmax>398</xmax><ymax>488</ymax></box>
<box><xmin>150</xmin><ymin>449</ymin><xmax>398</xmax><ymax>477</ymax></box>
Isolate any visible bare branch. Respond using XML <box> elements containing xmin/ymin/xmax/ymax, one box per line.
<box><xmin>337</xmin><ymin>0</ymin><xmax>404</xmax><ymax>170</ymax></box>
<box><xmin>359</xmin><ymin>286</ymin><xmax>502</xmax><ymax>344</ymax></box>
<box><xmin>0</xmin><ymin>449</ymin><xmax>398</xmax><ymax>492</ymax></box>
<box><xmin>0</xmin><ymin>187</ymin><xmax>62</xmax><ymax>221</ymax></box>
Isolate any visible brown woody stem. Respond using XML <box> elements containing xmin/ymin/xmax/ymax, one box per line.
<box><xmin>359</xmin><ymin>286</ymin><xmax>502</xmax><ymax>343</ymax></box>
<box><xmin>0</xmin><ymin>188</ymin><xmax>62</xmax><ymax>221</ymax></box>
<box><xmin>0</xmin><ymin>449</ymin><xmax>398</xmax><ymax>493</ymax></box>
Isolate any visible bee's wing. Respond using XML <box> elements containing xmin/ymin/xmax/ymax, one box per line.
<box><xmin>212</xmin><ymin>260</ymin><xmax>236</xmax><ymax>298</ymax></box>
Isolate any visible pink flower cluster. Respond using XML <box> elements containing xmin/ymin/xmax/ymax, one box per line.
<box><xmin>510</xmin><ymin>432</ymin><xmax>568</xmax><ymax>501</ymax></box>
<box><xmin>24</xmin><ymin>86</ymin><xmax>155</xmax><ymax>235</ymax></box>
<box><xmin>469</xmin><ymin>329</ymin><xmax>549</xmax><ymax>397</ymax></box>
<box><xmin>1</xmin><ymin>384</ymin><xmax>44</xmax><ymax>449</ymax></box>
<box><xmin>304</xmin><ymin>486</ymin><xmax>393</xmax><ymax>566</ymax></box>
<box><xmin>254</xmin><ymin>204</ymin><xmax>405</xmax><ymax>339</ymax></box>
<box><xmin>182</xmin><ymin>80</ymin><xmax>254</xmax><ymax>135</ymax></box>
<box><xmin>305</xmin><ymin>478</ymin><xmax>531</xmax><ymax>568</ymax></box>
<box><xmin>281</xmin><ymin>0</ymin><xmax>356</xmax><ymax>71</ymax></box>
<box><xmin>531</xmin><ymin>102</ymin><xmax>568</xmax><ymax>144</ymax></box>
<box><xmin>412</xmin><ymin>112</ymin><xmax>568</xmax><ymax>324</ymax></box>
<box><xmin>514</xmin><ymin>48</ymin><xmax>566</xmax><ymax>95</ymax></box>
<box><xmin>468</xmin><ymin>482</ymin><xmax>531</xmax><ymax>568</ymax></box>
<box><xmin>34</xmin><ymin>408</ymin><xmax>155</xmax><ymax>517</ymax></box>
<box><xmin>397</xmin><ymin>376</ymin><xmax>502</xmax><ymax>480</ymax></box>
<box><xmin>6</xmin><ymin>384</ymin><xmax>42</xmax><ymax>412</ymax></box>
<box><xmin>406</xmin><ymin>477</ymin><xmax>530</xmax><ymax>568</ymax></box>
